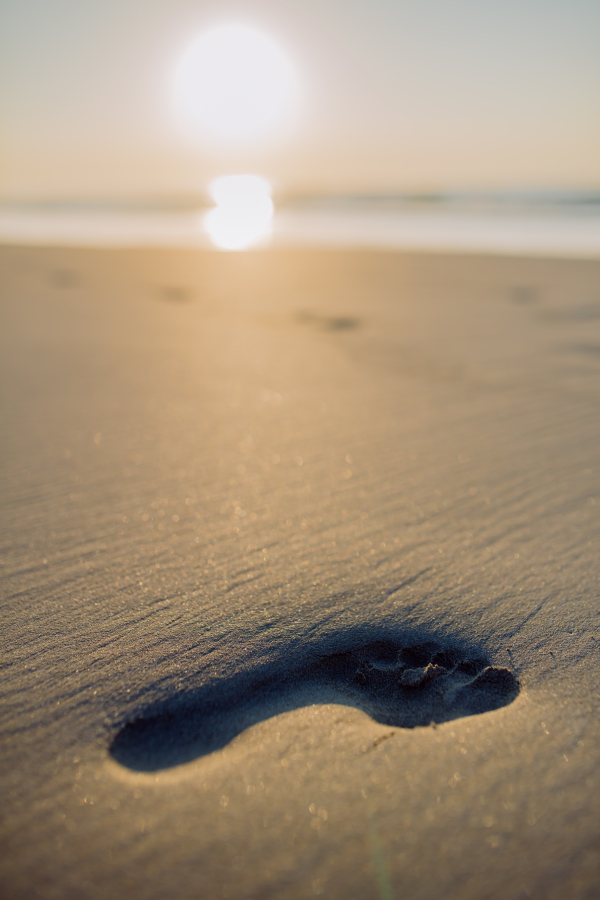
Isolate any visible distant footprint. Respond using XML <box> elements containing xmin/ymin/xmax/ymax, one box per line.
<box><xmin>159</xmin><ymin>285</ymin><xmax>192</xmax><ymax>303</ymax></box>
<box><xmin>508</xmin><ymin>285</ymin><xmax>539</xmax><ymax>305</ymax></box>
<box><xmin>50</xmin><ymin>268</ymin><xmax>79</xmax><ymax>289</ymax></box>
<box><xmin>110</xmin><ymin>638</ymin><xmax>518</xmax><ymax>772</ymax></box>
<box><xmin>295</xmin><ymin>310</ymin><xmax>361</xmax><ymax>331</ymax></box>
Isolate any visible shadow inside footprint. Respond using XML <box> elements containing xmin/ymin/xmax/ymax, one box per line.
<box><xmin>110</xmin><ymin>636</ymin><xmax>519</xmax><ymax>772</ymax></box>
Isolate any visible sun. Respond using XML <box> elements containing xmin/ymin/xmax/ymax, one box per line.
<box><xmin>172</xmin><ymin>24</ymin><xmax>298</xmax><ymax>145</ymax></box>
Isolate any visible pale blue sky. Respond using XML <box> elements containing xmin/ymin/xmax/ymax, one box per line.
<box><xmin>1</xmin><ymin>0</ymin><xmax>599</xmax><ymax>199</ymax></box>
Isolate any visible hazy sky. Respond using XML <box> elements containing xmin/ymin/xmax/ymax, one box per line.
<box><xmin>1</xmin><ymin>0</ymin><xmax>599</xmax><ymax>200</ymax></box>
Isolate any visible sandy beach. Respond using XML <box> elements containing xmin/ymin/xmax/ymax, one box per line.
<box><xmin>1</xmin><ymin>245</ymin><xmax>599</xmax><ymax>899</ymax></box>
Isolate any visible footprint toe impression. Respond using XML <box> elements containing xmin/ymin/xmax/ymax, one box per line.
<box><xmin>110</xmin><ymin>639</ymin><xmax>519</xmax><ymax>772</ymax></box>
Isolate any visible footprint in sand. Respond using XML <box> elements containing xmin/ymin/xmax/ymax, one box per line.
<box><xmin>159</xmin><ymin>285</ymin><xmax>193</xmax><ymax>303</ymax></box>
<box><xmin>295</xmin><ymin>310</ymin><xmax>361</xmax><ymax>331</ymax></box>
<box><xmin>110</xmin><ymin>638</ymin><xmax>519</xmax><ymax>772</ymax></box>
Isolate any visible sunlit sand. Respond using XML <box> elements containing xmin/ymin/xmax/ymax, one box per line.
<box><xmin>1</xmin><ymin>244</ymin><xmax>599</xmax><ymax>899</ymax></box>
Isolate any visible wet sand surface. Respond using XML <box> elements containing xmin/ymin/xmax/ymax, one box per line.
<box><xmin>1</xmin><ymin>246</ymin><xmax>600</xmax><ymax>899</ymax></box>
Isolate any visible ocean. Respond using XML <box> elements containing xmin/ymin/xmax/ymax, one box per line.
<box><xmin>1</xmin><ymin>191</ymin><xmax>599</xmax><ymax>256</ymax></box>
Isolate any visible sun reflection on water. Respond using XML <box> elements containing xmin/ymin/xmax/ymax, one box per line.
<box><xmin>204</xmin><ymin>174</ymin><xmax>274</xmax><ymax>250</ymax></box>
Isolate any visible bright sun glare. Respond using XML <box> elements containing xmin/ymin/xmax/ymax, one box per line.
<box><xmin>204</xmin><ymin>174</ymin><xmax>274</xmax><ymax>250</ymax></box>
<box><xmin>173</xmin><ymin>24</ymin><xmax>298</xmax><ymax>145</ymax></box>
